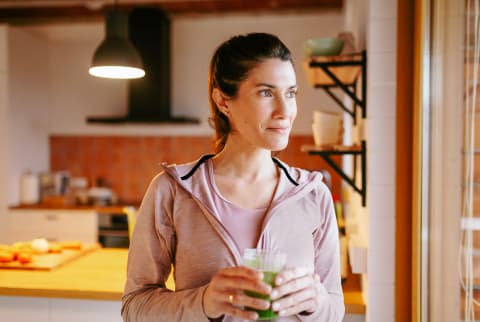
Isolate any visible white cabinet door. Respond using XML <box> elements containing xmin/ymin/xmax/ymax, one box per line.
<box><xmin>8</xmin><ymin>209</ymin><xmax>98</xmax><ymax>243</ymax></box>
<box><xmin>0</xmin><ymin>296</ymin><xmax>49</xmax><ymax>322</ymax></box>
<box><xmin>50</xmin><ymin>299</ymin><xmax>122</xmax><ymax>322</ymax></box>
<box><xmin>343</xmin><ymin>314</ymin><xmax>366</xmax><ymax>322</ymax></box>
<box><xmin>0</xmin><ymin>296</ymin><xmax>121</xmax><ymax>322</ymax></box>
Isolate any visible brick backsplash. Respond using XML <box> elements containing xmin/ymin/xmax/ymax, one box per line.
<box><xmin>50</xmin><ymin>135</ymin><xmax>342</xmax><ymax>202</ymax></box>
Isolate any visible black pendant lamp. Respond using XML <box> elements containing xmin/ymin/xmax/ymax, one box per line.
<box><xmin>89</xmin><ymin>2</ymin><xmax>145</xmax><ymax>79</ymax></box>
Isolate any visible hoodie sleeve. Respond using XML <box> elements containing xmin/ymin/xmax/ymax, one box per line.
<box><xmin>121</xmin><ymin>173</ymin><xmax>211</xmax><ymax>322</ymax></box>
<box><xmin>297</xmin><ymin>183</ymin><xmax>345</xmax><ymax>322</ymax></box>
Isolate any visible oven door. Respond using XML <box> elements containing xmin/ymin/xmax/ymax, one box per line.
<box><xmin>98</xmin><ymin>213</ymin><xmax>129</xmax><ymax>248</ymax></box>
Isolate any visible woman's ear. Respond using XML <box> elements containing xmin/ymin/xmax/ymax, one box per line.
<box><xmin>212</xmin><ymin>88</ymin><xmax>230</xmax><ymax>116</ymax></box>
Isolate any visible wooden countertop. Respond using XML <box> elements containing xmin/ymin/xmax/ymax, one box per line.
<box><xmin>0</xmin><ymin>248</ymin><xmax>365</xmax><ymax>314</ymax></box>
<box><xmin>342</xmin><ymin>271</ymin><xmax>366</xmax><ymax>314</ymax></box>
<box><xmin>0</xmin><ymin>248</ymin><xmax>127</xmax><ymax>301</ymax></box>
<box><xmin>9</xmin><ymin>203</ymin><xmax>139</xmax><ymax>215</ymax></box>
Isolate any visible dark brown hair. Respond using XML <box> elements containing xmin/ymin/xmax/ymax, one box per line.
<box><xmin>208</xmin><ymin>32</ymin><xmax>293</xmax><ymax>153</ymax></box>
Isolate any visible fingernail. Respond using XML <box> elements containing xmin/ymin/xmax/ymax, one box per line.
<box><xmin>262</xmin><ymin>301</ymin><xmax>270</xmax><ymax>309</ymax></box>
<box><xmin>279</xmin><ymin>310</ymin><xmax>286</xmax><ymax>316</ymax></box>
<box><xmin>271</xmin><ymin>290</ymin><xmax>278</xmax><ymax>298</ymax></box>
<box><xmin>276</xmin><ymin>277</ymin><xmax>283</xmax><ymax>284</ymax></box>
<box><xmin>272</xmin><ymin>302</ymin><xmax>280</xmax><ymax>310</ymax></box>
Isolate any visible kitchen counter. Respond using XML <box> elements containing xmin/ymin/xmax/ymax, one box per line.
<box><xmin>9</xmin><ymin>203</ymin><xmax>139</xmax><ymax>215</ymax></box>
<box><xmin>342</xmin><ymin>271</ymin><xmax>365</xmax><ymax>314</ymax></box>
<box><xmin>0</xmin><ymin>248</ymin><xmax>365</xmax><ymax>314</ymax></box>
<box><xmin>0</xmin><ymin>248</ymin><xmax>127</xmax><ymax>301</ymax></box>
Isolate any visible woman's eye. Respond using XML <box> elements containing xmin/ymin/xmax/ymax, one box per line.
<box><xmin>259</xmin><ymin>89</ymin><xmax>273</xmax><ymax>97</ymax></box>
<box><xmin>286</xmin><ymin>90</ymin><xmax>297</xmax><ymax>98</ymax></box>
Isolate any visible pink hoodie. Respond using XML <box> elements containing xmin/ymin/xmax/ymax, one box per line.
<box><xmin>122</xmin><ymin>157</ymin><xmax>344</xmax><ymax>322</ymax></box>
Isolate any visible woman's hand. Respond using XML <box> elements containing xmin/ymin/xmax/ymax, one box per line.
<box><xmin>270</xmin><ymin>267</ymin><xmax>323</xmax><ymax>317</ymax></box>
<box><xmin>203</xmin><ymin>266</ymin><xmax>272</xmax><ymax>320</ymax></box>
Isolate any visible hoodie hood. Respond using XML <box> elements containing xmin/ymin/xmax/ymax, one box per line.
<box><xmin>159</xmin><ymin>155</ymin><xmax>324</xmax><ymax>213</ymax></box>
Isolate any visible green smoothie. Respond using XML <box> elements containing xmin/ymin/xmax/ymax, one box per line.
<box><xmin>244</xmin><ymin>271</ymin><xmax>278</xmax><ymax>320</ymax></box>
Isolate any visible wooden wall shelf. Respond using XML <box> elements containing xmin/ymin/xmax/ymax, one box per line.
<box><xmin>304</xmin><ymin>51</ymin><xmax>367</xmax><ymax>123</ymax></box>
<box><xmin>302</xmin><ymin>50</ymin><xmax>368</xmax><ymax>206</ymax></box>
<box><xmin>302</xmin><ymin>141</ymin><xmax>367</xmax><ymax>206</ymax></box>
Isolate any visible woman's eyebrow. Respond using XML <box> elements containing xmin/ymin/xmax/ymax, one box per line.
<box><xmin>255</xmin><ymin>83</ymin><xmax>275</xmax><ymax>88</ymax></box>
<box><xmin>255</xmin><ymin>83</ymin><xmax>298</xmax><ymax>89</ymax></box>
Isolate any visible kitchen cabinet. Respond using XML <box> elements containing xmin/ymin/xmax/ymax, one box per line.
<box><xmin>344</xmin><ymin>315</ymin><xmax>365</xmax><ymax>322</ymax></box>
<box><xmin>7</xmin><ymin>209</ymin><xmax>98</xmax><ymax>244</ymax></box>
<box><xmin>0</xmin><ymin>297</ymin><xmax>121</xmax><ymax>322</ymax></box>
<box><xmin>302</xmin><ymin>51</ymin><xmax>367</xmax><ymax>206</ymax></box>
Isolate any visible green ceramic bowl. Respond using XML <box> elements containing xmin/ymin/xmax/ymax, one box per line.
<box><xmin>303</xmin><ymin>38</ymin><xmax>344</xmax><ymax>57</ymax></box>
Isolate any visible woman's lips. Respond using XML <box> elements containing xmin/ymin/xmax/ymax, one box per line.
<box><xmin>267</xmin><ymin>126</ymin><xmax>290</xmax><ymax>133</ymax></box>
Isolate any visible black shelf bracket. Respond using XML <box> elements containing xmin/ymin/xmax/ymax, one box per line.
<box><xmin>309</xmin><ymin>50</ymin><xmax>367</xmax><ymax>124</ymax></box>
<box><xmin>306</xmin><ymin>141</ymin><xmax>367</xmax><ymax>207</ymax></box>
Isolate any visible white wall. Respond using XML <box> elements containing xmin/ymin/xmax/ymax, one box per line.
<box><xmin>48</xmin><ymin>27</ymin><xmax>128</xmax><ymax>135</ymax></box>
<box><xmin>7</xmin><ymin>28</ymin><xmax>50</xmax><ymax>205</ymax></box>
<box><xmin>0</xmin><ymin>26</ymin><xmax>50</xmax><ymax>242</ymax></box>
<box><xmin>0</xmin><ymin>25</ymin><xmax>8</xmax><ymax>241</ymax></box>
<box><xmin>342</xmin><ymin>0</ymin><xmax>398</xmax><ymax>321</ymax></box>
<box><xmin>21</xmin><ymin>10</ymin><xmax>345</xmax><ymax>136</ymax></box>
<box><xmin>365</xmin><ymin>0</ymin><xmax>398</xmax><ymax>321</ymax></box>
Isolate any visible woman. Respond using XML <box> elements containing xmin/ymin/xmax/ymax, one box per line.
<box><xmin>122</xmin><ymin>32</ymin><xmax>344</xmax><ymax>322</ymax></box>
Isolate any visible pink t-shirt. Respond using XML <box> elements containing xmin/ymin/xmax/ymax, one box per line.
<box><xmin>205</xmin><ymin>159</ymin><xmax>266</xmax><ymax>254</ymax></box>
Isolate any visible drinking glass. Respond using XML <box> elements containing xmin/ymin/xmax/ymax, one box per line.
<box><xmin>243</xmin><ymin>248</ymin><xmax>287</xmax><ymax>320</ymax></box>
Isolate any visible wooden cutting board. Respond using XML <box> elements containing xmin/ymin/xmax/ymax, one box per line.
<box><xmin>0</xmin><ymin>243</ymin><xmax>101</xmax><ymax>270</ymax></box>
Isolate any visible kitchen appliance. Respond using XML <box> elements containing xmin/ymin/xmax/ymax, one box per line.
<box><xmin>98</xmin><ymin>214</ymin><xmax>129</xmax><ymax>248</ymax></box>
<box><xmin>87</xmin><ymin>186</ymin><xmax>114</xmax><ymax>206</ymax></box>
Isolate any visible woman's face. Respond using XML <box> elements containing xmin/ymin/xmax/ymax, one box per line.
<box><xmin>226</xmin><ymin>58</ymin><xmax>298</xmax><ymax>151</ymax></box>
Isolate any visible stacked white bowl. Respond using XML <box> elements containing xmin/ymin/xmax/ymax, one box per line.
<box><xmin>312</xmin><ymin>110</ymin><xmax>343</xmax><ymax>146</ymax></box>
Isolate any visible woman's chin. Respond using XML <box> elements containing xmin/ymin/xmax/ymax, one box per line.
<box><xmin>267</xmin><ymin>138</ymin><xmax>290</xmax><ymax>151</ymax></box>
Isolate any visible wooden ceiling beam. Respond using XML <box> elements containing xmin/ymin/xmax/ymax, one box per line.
<box><xmin>0</xmin><ymin>0</ymin><xmax>342</xmax><ymax>25</ymax></box>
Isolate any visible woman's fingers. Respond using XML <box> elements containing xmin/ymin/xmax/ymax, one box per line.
<box><xmin>203</xmin><ymin>266</ymin><xmax>273</xmax><ymax>320</ymax></box>
<box><xmin>206</xmin><ymin>266</ymin><xmax>323</xmax><ymax>319</ymax></box>
<box><xmin>211</xmin><ymin>290</ymin><xmax>269</xmax><ymax>320</ymax></box>
<box><xmin>210</xmin><ymin>292</ymin><xmax>260</xmax><ymax>321</ymax></box>
<box><xmin>221</xmin><ymin>265</ymin><xmax>262</xmax><ymax>279</ymax></box>
<box><xmin>271</xmin><ymin>268</ymin><xmax>314</xmax><ymax>300</ymax></box>
<box><xmin>274</xmin><ymin>267</ymin><xmax>311</xmax><ymax>286</ymax></box>
<box><xmin>271</xmin><ymin>286</ymin><xmax>317</xmax><ymax>315</ymax></box>
<box><xmin>277</xmin><ymin>296</ymin><xmax>317</xmax><ymax>317</ymax></box>
<box><xmin>216</xmin><ymin>267</ymin><xmax>272</xmax><ymax>295</ymax></box>
<box><xmin>229</xmin><ymin>291</ymin><xmax>271</xmax><ymax>311</ymax></box>
<box><xmin>269</xmin><ymin>268</ymin><xmax>323</xmax><ymax>316</ymax></box>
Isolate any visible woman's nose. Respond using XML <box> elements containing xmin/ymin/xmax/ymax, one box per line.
<box><xmin>274</xmin><ymin>97</ymin><xmax>295</xmax><ymax>118</ymax></box>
